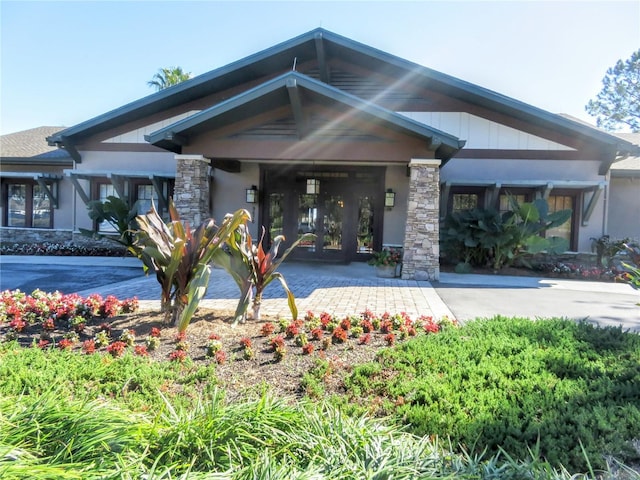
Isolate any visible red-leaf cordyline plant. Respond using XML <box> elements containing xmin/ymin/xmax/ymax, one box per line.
<box><xmin>213</xmin><ymin>224</ymin><xmax>315</xmax><ymax>324</ymax></box>
<box><xmin>133</xmin><ymin>200</ymin><xmax>250</xmax><ymax>332</ymax></box>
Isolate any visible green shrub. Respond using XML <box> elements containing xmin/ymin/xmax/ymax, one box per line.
<box><xmin>0</xmin><ymin>341</ymin><xmax>212</xmax><ymax>411</ymax></box>
<box><xmin>344</xmin><ymin>317</ymin><xmax>640</xmax><ymax>472</ymax></box>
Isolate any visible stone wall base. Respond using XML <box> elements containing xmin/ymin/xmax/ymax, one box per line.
<box><xmin>1</xmin><ymin>227</ymin><xmax>124</xmax><ymax>250</ymax></box>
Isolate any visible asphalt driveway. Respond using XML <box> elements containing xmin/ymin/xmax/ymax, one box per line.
<box><xmin>434</xmin><ymin>273</ymin><xmax>640</xmax><ymax>332</ymax></box>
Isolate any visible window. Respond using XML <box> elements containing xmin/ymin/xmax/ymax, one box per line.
<box><xmin>452</xmin><ymin>193</ymin><xmax>478</xmax><ymax>212</ymax></box>
<box><xmin>546</xmin><ymin>194</ymin><xmax>575</xmax><ymax>248</ymax></box>
<box><xmin>97</xmin><ymin>183</ymin><xmax>118</xmax><ymax>233</ymax></box>
<box><xmin>498</xmin><ymin>191</ymin><xmax>530</xmax><ymax>213</ymax></box>
<box><xmin>448</xmin><ymin>187</ymin><xmax>485</xmax><ymax>214</ymax></box>
<box><xmin>135</xmin><ymin>184</ymin><xmax>155</xmax><ymax>215</ymax></box>
<box><xmin>2</xmin><ymin>181</ymin><xmax>53</xmax><ymax>228</ymax></box>
<box><xmin>92</xmin><ymin>179</ymin><xmax>174</xmax><ymax>231</ymax></box>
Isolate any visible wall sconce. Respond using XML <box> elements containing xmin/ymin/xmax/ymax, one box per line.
<box><xmin>245</xmin><ymin>185</ymin><xmax>258</xmax><ymax>204</ymax></box>
<box><xmin>306</xmin><ymin>178</ymin><xmax>320</xmax><ymax>195</ymax></box>
<box><xmin>385</xmin><ymin>188</ymin><xmax>396</xmax><ymax>208</ymax></box>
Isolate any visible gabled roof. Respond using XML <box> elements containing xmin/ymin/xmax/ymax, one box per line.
<box><xmin>145</xmin><ymin>71</ymin><xmax>464</xmax><ymax>161</ymax></box>
<box><xmin>47</xmin><ymin>28</ymin><xmax>636</xmax><ymax>161</ymax></box>
<box><xmin>1</xmin><ymin>126</ymin><xmax>72</xmax><ymax>165</ymax></box>
<box><xmin>611</xmin><ymin>132</ymin><xmax>640</xmax><ymax>176</ymax></box>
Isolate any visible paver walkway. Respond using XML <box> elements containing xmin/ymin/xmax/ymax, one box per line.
<box><xmin>77</xmin><ymin>261</ymin><xmax>453</xmax><ymax>320</ymax></box>
<box><xmin>0</xmin><ymin>256</ymin><xmax>452</xmax><ymax>320</ymax></box>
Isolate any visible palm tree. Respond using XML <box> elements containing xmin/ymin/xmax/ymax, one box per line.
<box><xmin>147</xmin><ymin>67</ymin><xmax>191</xmax><ymax>91</ymax></box>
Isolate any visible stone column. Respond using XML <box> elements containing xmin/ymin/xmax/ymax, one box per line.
<box><xmin>174</xmin><ymin>154</ymin><xmax>211</xmax><ymax>226</ymax></box>
<box><xmin>401</xmin><ymin>158</ymin><xmax>441</xmax><ymax>281</ymax></box>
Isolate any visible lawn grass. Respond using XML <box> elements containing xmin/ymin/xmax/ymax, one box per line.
<box><xmin>1</xmin><ymin>317</ymin><xmax>639</xmax><ymax>479</ymax></box>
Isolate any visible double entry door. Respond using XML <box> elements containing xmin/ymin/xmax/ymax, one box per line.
<box><xmin>261</xmin><ymin>168</ymin><xmax>385</xmax><ymax>262</ymax></box>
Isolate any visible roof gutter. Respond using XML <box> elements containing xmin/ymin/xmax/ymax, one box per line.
<box><xmin>46</xmin><ymin>134</ymin><xmax>82</xmax><ymax>163</ymax></box>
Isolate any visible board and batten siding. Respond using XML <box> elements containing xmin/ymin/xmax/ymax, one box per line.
<box><xmin>399</xmin><ymin>112</ymin><xmax>575</xmax><ymax>151</ymax></box>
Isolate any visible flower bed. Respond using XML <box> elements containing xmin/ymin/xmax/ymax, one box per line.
<box><xmin>1</xmin><ymin>241</ymin><xmax>128</xmax><ymax>256</ymax></box>
<box><xmin>533</xmin><ymin>261</ymin><xmax>628</xmax><ymax>282</ymax></box>
<box><xmin>0</xmin><ymin>290</ymin><xmax>457</xmax><ymax>399</ymax></box>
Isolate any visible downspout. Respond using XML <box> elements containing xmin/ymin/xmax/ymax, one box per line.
<box><xmin>72</xmin><ymin>159</ymin><xmax>78</xmax><ymax>239</ymax></box>
<box><xmin>602</xmin><ymin>171</ymin><xmax>609</xmax><ymax>237</ymax></box>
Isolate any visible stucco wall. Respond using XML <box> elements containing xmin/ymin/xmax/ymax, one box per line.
<box><xmin>0</xmin><ymin>165</ymin><xmax>75</xmax><ymax>230</ymax></box>
<box><xmin>382</xmin><ymin>165</ymin><xmax>409</xmax><ymax>246</ymax></box>
<box><xmin>607</xmin><ymin>177</ymin><xmax>640</xmax><ymax>242</ymax></box>
<box><xmin>77</xmin><ymin>151</ymin><xmax>175</xmax><ymax>174</ymax></box>
<box><xmin>72</xmin><ymin>150</ymin><xmax>175</xmax><ymax>230</ymax></box>
<box><xmin>211</xmin><ymin>163</ymin><xmax>260</xmax><ymax>238</ymax></box>
<box><xmin>441</xmin><ymin>158</ymin><xmax>604</xmax><ymax>182</ymax></box>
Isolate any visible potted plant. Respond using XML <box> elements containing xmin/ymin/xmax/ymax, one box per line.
<box><xmin>368</xmin><ymin>247</ymin><xmax>402</xmax><ymax>278</ymax></box>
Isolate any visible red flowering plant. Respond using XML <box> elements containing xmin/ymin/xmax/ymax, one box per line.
<box><xmin>1</xmin><ymin>290</ymin><xmax>139</xmax><ymax>347</ymax></box>
<box><xmin>260</xmin><ymin>322</ymin><xmax>275</xmax><ymax>336</ymax></box>
<box><xmin>331</xmin><ymin>326</ymin><xmax>348</xmax><ymax>344</ymax></box>
<box><xmin>106</xmin><ymin>341</ymin><xmax>127</xmax><ymax>358</ymax></box>
<box><xmin>367</xmin><ymin>247</ymin><xmax>402</xmax><ymax>267</ymax></box>
<box><xmin>134</xmin><ymin>345</ymin><xmax>149</xmax><ymax>357</ymax></box>
<box><xmin>82</xmin><ymin>339</ymin><xmax>96</xmax><ymax>354</ymax></box>
<box><xmin>310</xmin><ymin>327</ymin><xmax>324</xmax><ymax>341</ymax></box>
<box><xmin>169</xmin><ymin>349</ymin><xmax>188</xmax><ymax>363</ymax></box>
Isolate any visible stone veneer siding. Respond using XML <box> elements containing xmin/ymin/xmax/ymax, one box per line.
<box><xmin>173</xmin><ymin>154</ymin><xmax>211</xmax><ymax>226</ymax></box>
<box><xmin>401</xmin><ymin>159</ymin><xmax>441</xmax><ymax>281</ymax></box>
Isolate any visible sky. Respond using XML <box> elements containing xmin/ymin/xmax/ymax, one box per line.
<box><xmin>1</xmin><ymin>0</ymin><xmax>639</xmax><ymax>135</ymax></box>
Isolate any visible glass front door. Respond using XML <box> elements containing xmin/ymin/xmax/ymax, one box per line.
<box><xmin>262</xmin><ymin>168</ymin><xmax>384</xmax><ymax>262</ymax></box>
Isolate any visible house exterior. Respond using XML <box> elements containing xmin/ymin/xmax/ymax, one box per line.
<box><xmin>1</xmin><ymin>29</ymin><xmax>637</xmax><ymax>279</ymax></box>
<box><xmin>607</xmin><ymin>133</ymin><xmax>640</xmax><ymax>242</ymax></box>
<box><xmin>0</xmin><ymin>127</ymin><xmax>74</xmax><ymax>241</ymax></box>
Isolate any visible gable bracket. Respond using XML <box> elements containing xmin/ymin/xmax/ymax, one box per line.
<box><xmin>150</xmin><ymin>176</ymin><xmax>169</xmax><ymax>213</ymax></box>
<box><xmin>67</xmin><ymin>174</ymin><xmax>91</xmax><ymax>205</ymax></box>
<box><xmin>314</xmin><ymin>32</ymin><xmax>330</xmax><ymax>83</ymax></box>
<box><xmin>164</xmin><ymin>131</ymin><xmax>188</xmax><ymax>146</ymax></box>
<box><xmin>35</xmin><ymin>177</ymin><xmax>60</xmax><ymax>209</ymax></box>
<box><xmin>286</xmin><ymin>78</ymin><xmax>308</xmax><ymax>139</ymax></box>
<box><xmin>581</xmin><ymin>184</ymin><xmax>604</xmax><ymax>226</ymax></box>
<box><xmin>428</xmin><ymin>137</ymin><xmax>443</xmax><ymax>152</ymax></box>
<box><xmin>487</xmin><ymin>182</ymin><xmax>502</xmax><ymax>208</ymax></box>
<box><xmin>108</xmin><ymin>174</ymin><xmax>128</xmax><ymax>200</ymax></box>
<box><xmin>57</xmin><ymin>135</ymin><xmax>82</xmax><ymax>163</ymax></box>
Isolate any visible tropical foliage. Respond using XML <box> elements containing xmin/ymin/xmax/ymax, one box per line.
<box><xmin>80</xmin><ymin>195</ymin><xmax>139</xmax><ymax>249</ymax></box>
<box><xmin>133</xmin><ymin>200</ymin><xmax>249</xmax><ymax>331</ymax></box>
<box><xmin>621</xmin><ymin>242</ymin><xmax>640</xmax><ymax>289</ymax></box>
<box><xmin>367</xmin><ymin>247</ymin><xmax>402</xmax><ymax>267</ymax></box>
<box><xmin>213</xmin><ymin>224</ymin><xmax>315</xmax><ymax>323</ymax></box>
<box><xmin>441</xmin><ymin>197</ymin><xmax>572</xmax><ymax>270</ymax></box>
<box><xmin>147</xmin><ymin>66</ymin><xmax>192</xmax><ymax>91</ymax></box>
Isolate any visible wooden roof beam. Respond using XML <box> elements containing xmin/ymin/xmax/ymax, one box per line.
<box><xmin>286</xmin><ymin>77</ymin><xmax>308</xmax><ymax>139</ymax></box>
<box><xmin>314</xmin><ymin>32</ymin><xmax>330</xmax><ymax>83</ymax></box>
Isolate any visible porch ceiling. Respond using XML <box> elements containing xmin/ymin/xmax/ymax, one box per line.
<box><xmin>145</xmin><ymin>72</ymin><xmax>465</xmax><ymax>163</ymax></box>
